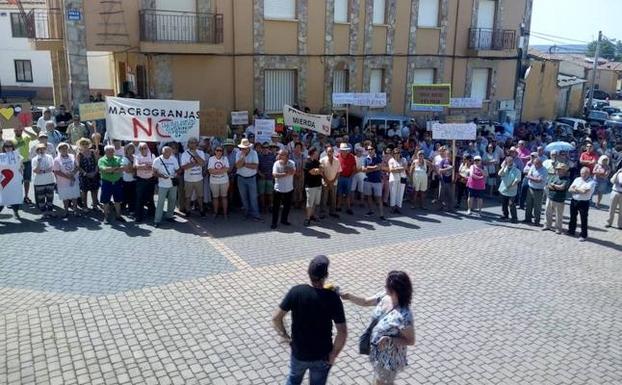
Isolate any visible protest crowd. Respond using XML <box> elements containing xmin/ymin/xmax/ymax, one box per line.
<box><xmin>1</xmin><ymin>104</ymin><xmax>622</xmax><ymax>242</ymax></box>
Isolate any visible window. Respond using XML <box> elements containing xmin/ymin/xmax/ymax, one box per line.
<box><xmin>372</xmin><ymin>0</ymin><xmax>386</xmax><ymax>25</ymax></box>
<box><xmin>418</xmin><ymin>0</ymin><xmax>439</xmax><ymax>27</ymax></box>
<box><xmin>471</xmin><ymin>68</ymin><xmax>490</xmax><ymax>100</ymax></box>
<box><xmin>265</xmin><ymin>69</ymin><xmax>296</xmax><ymax>113</ymax></box>
<box><xmin>333</xmin><ymin>70</ymin><xmax>349</xmax><ymax>107</ymax></box>
<box><xmin>14</xmin><ymin>60</ymin><xmax>33</xmax><ymax>83</ymax></box>
<box><xmin>10</xmin><ymin>13</ymin><xmax>28</xmax><ymax>38</ymax></box>
<box><xmin>413</xmin><ymin>69</ymin><xmax>435</xmax><ymax>84</ymax></box>
<box><xmin>370</xmin><ymin>69</ymin><xmax>384</xmax><ymax>93</ymax></box>
<box><xmin>334</xmin><ymin>0</ymin><xmax>349</xmax><ymax>23</ymax></box>
<box><xmin>264</xmin><ymin>0</ymin><xmax>296</xmax><ymax>20</ymax></box>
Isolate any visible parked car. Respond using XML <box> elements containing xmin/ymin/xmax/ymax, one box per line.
<box><xmin>616</xmin><ymin>90</ymin><xmax>622</xmax><ymax>100</ymax></box>
<box><xmin>601</xmin><ymin>106</ymin><xmax>621</xmax><ymax>115</ymax></box>
<box><xmin>362</xmin><ymin>113</ymin><xmax>412</xmax><ymax>136</ymax></box>
<box><xmin>609</xmin><ymin>113</ymin><xmax>622</xmax><ymax>121</ymax></box>
<box><xmin>556</xmin><ymin>118</ymin><xmax>588</xmax><ymax>134</ymax></box>
<box><xmin>586</xmin><ymin>110</ymin><xmax>609</xmax><ymax>125</ymax></box>
<box><xmin>585</xmin><ymin>89</ymin><xmax>611</xmax><ymax>101</ymax></box>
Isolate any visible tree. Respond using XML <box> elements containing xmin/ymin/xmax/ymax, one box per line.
<box><xmin>587</xmin><ymin>39</ymin><xmax>621</xmax><ymax>61</ymax></box>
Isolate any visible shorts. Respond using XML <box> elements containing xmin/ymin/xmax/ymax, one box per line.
<box><xmin>257</xmin><ymin>178</ymin><xmax>274</xmax><ymax>195</ymax></box>
<box><xmin>468</xmin><ymin>188</ymin><xmax>484</xmax><ymax>199</ymax></box>
<box><xmin>351</xmin><ymin>173</ymin><xmax>366</xmax><ymax>193</ymax></box>
<box><xmin>305</xmin><ymin>186</ymin><xmax>322</xmax><ymax>207</ymax></box>
<box><xmin>210</xmin><ymin>182</ymin><xmax>229</xmax><ymax>198</ymax></box>
<box><xmin>100</xmin><ymin>180</ymin><xmax>123</xmax><ymax>204</ymax></box>
<box><xmin>23</xmin><ymin>160</ymin><xmax>32</xmax><ymax>182</ymax></box>
<box><xmin>185</xmin><ymin>180</ymin><xmax>204</xmax><ymax>199</ymax></box>
<box><xmin>337</xmin><ymin>176</ymin><xmax>352</xmax><ymax>196</ymax></box>
<box><xmin>412</xmin><ymin>171</ymin><xmax>428</xmax><ymax>192</ymax></box>
<box><xmin>364</xmin><ymin>181</ymin><xmax>383</xmax><ymax>197</ymax></box>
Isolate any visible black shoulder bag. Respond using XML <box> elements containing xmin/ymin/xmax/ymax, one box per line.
<box><xmin>359</xmin><ymin>308</ymin><xmax>394</xmax><ymax>355</ymax></box>
<box><xmin>160</xmin><ymin>158</ymin><xmax>179</xmax><ymax>187</ymax></box>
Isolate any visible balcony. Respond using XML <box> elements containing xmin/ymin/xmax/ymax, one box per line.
<box><xmin>468</xmin><ymin>28</ymin><xmax>516</xmax><ymax>55</ymax></box>
<box><xmin>139</xmin><ymin>9</ymin><xmax>224</xmax><ymax>54</ymax></box>
<box><xmin>24</xmin><ymin>7</ymin><xmax>65</xmax><ymax>51</ymax></box>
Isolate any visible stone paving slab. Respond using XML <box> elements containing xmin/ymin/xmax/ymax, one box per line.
<box><xmin>1</xmin><ymin>212</ymin><xmax>621</xmax><ymax>384</ymax></box>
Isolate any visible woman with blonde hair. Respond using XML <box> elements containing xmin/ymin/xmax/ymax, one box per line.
<box><xmin>592</xmin><ymin>155</ymin><xmax>611</xmax><ymax>209</ymax></box>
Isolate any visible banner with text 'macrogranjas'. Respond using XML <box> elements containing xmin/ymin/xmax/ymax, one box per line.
<box><xmin>106</xmin><ymin>97</ymin><xmax>200</xmax><ymax>142</ymax></box>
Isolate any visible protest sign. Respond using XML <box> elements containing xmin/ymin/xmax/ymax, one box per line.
<box><xmin>431</xmin><ymin>122</ymin><xmax>477</xmax><ymax>141</ymax></box>
<box><xmin>449</xmin><ymin>98</ymin><xmax>483</xmax><ymax>109</ymax></box>
<box><xmin>106</xmin><ymin>97</ymin><xmax>200</xmax><ymax>142</ymax></box>
<box><xmin>79</xmin><ymin>102</ymin><xmax>106</xmax><ymax>121</ymax></box>
<box><xmin>0</xmin><ymin>152</ymin><xmax>24</xmax><ymax>206</ymax></box>
<box><xmin>412</xmin><ymin>84</ymin><xmax>451</xmax><ymax>106</ymax></box>
<box><xmin>231</xmin><ymin>111</ymin><xmax>249</xmax><ymax>126</ymax></box>
<box><xmin>0</xmin><ymin>103</ymin><xmax>33</xmax><ymax>130</ymax></box>
<box><xmin>254</xmin><ymin>119</ymin><xmax>276</xmax><ymax>144</ymax></box>
<box><xmin>283</xmin><ymin>105</ymin><xmax>331</xmax><ymax>136</ymax></box>
<box><xmin>332</xmin><ymin>93</ymin><xmax>387</xmax><ymax>107</ymax></box>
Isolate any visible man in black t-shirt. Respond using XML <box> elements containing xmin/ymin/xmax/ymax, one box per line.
<box><xmin>273</xmin><ymin>255</ymin><xmax>347</xmax><ymax>385</ymax></box>
<box><xmin>303</xmin><ymin>148</ymin><xmax>323</xmax><ymax>226</ymax></box>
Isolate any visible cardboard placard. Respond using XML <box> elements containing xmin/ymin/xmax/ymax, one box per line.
<box><xmin>202</xmin><ymin>108</ymin><xmax>228</xmax><ymax>137</ymax></box>
<box><xmin>79</xmin><ymin>102</ymin><xmax>106</xmax><ymax>121</ymax></box>
<box><xmin>0</xmin><ymin>103</ymin><xmax>33</xmax><ymax>130</ymax></box>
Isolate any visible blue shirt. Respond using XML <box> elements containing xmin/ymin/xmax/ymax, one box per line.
<box><xmin>258</xmin><ymin>153</ymin><xmax>276</xmax><ymax>179</ymax></box>
<box><xmin>364</xmin><ymin>155</ymin><xmax>382</xmax><ymax>183</ymax></box>
<box><xmin>498</xmin><ymin>165</ymin><xmax>521</xmax><ymax>197</ymax></box>
<box><xmin>527</xmin><ymin>165</ymin><xmax>548</xmax><ymax>190</ymax></box>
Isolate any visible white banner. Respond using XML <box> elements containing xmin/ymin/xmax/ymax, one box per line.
<box><xmin>332</xmin><ymin>93</ymin><xmax>387</xmax><ymax>107</ymax></box>
<box><xmin>254</xmin><ymin>119</ymin><xmax>276</xmax><ymax>144</ymax></box>
<box><xmin>283</xmin><ymin>105</ymin><xmax>331</xmax><ymax>136</ymax></box>
<box><xmin>431</xmin><ymin>123</ymin><xmax>477</xmax><ymax>141</ymax></box>
<box><xmin>450</xmin><ymin>98</ymin><xmax>483</xmax><ymax>109</ymax></box>
<box><xmin>106</xmin><ymin>97</ymin><xmax>200</xmax><ymax>142</ymax></box>
<box><xmin>231</xmin><ymin>111</ymin><xmax>249</xmax><ymax>126</ymax></box>
<box><xmin>0</xmin><ymin>152</ymin><xmax>24</xmax><ymax>206</ymax></box>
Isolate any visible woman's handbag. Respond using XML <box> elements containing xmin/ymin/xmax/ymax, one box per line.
<box><xmin>359</xmin><ymin>308</ymin><xmax>393</xmax><ymax>355</ymax></box>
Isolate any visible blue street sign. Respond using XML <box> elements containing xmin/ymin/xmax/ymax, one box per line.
<box><xmin>67</xmin><ymin>9</ymin><xmax>81</xmax><ymax>21</ymax></box>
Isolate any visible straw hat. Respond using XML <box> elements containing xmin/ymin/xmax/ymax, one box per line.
<box><xmin>238</xmin><ymin>138</ymin><xmax>253</xmax><ymax>149</ymax></box>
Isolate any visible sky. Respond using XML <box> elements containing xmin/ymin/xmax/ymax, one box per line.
<box><xmin>530</xmin><ymin>0</ymin><xmax>621</xmax><ymax>46</ymax></box>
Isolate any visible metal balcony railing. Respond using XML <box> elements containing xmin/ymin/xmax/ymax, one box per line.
<box><xmin>139</xmin><ymin>9</ymin><xmax>223</xmax><ymax>44</ymax></box>
<box><xmin>469</xmin><ymin>28</ymin><xmax>516</xmax><ymax>50</ymax></box>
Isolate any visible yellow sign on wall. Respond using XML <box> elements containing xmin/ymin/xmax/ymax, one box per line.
<box><xmin>412</xmin><ymin>84</ymin><xmax>452</xmax><ymax>107</ymax></box>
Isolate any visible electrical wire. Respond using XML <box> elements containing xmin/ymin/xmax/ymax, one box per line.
<box><xmin>529</xmin><ymin>30</ymin><xmax>591</xmax><ymax>44</ymax></box>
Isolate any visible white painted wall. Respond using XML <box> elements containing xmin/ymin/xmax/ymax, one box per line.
<box><xmin>0</xmin><ymin>8</ymin><xmax>53</xmax><ymax>88</ymax></box>
<box><xmin>87</xmin><ymin>52</ymin><xmax>115</xmax><ymax>91</ymax></box>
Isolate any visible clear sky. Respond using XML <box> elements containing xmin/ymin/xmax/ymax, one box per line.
<box><xmin>530</xmin><ymin>0</ymin><xmax>621</xmax><ymax>45</ymax></box>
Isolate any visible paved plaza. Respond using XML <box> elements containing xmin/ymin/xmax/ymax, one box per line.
<box><xmin>0</xmin><ymin>197</ymin><xmax>621</xmax><ymax>384</ymax></box>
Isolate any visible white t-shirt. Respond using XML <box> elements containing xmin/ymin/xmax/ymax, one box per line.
<box><xmin>388</xmin><ymin>157</ymin><xmax>408</xmax><ymax>182</ymax></box>
<box><xmin>153</xmin><ymin>155</ymin><xmax>180</xmax><ymax>188</ymax></box>
<box><xmin>236</xmin><ymin>149</ymin><xmax>259</xmax><ymax>177</ymax></box>
<box><xmin>122</xmin><ymin>156</ymin><xmax>135</xmax><ymax>182</ymax></box>
<box><xmin>181</xmin><ymin>149</ymin><xmax>206</xmax><ymax>183</ymax></box>
<box><xmin>37</xmin><ymin>117</ymin><xmax>54</xmax><ymax>133</ymax></box>
<box><xmin>273</xmin><ymin>159</ymin><xmax>296</xmax><ymax>193</ymax></box>
<box><xmin>570</xmin><ymin>177</ymin><xmax>596</xmax><ymax>201</ymax></box>
<box><xmin>114</xmin><ymin>147</ymin><xmax>125</xmax><ymax>157</ymax></box>
<box><xmin>32</xmin><ymin>154</ymin><xmax>55</xmax><ymax>185</ymax></box>
<box><xmin>134</xmin><ymin>153</ymin><xmax>155</xmax><ymax>179</ymax></box>
<box><xmin>207</xmin><ymin>155</ymin><xmax>230</xmax><ymax>184</ymax></box>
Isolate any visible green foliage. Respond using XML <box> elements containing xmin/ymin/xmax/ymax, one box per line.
<box><xmin>587</xmin><ymin>39</ymin><xmax>621</xmax><ymax>61</ymax></box>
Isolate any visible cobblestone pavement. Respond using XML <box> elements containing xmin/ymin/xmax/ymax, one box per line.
<box><xmin>0</xmin><ymin>195</ymin><xmax>621</xmax><ymax>384</ymax></box>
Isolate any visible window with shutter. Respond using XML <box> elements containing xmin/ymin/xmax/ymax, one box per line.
<box><xmin>372</xmin><ymin>0</ymin><xmax>386</xmax><ymax>25</ymax></box>
<box><xmin>471</xmin><ymin>68</ymin><xmax>490</xmax><ymax>100</ymax></box>
<box><xmin>264</xmin><ymin>0</ymin><xmax>296</xmax><ymax>19</ymax></box>
<box><xmin>333</xmin><ymin>70</ymin><xmax>349</xmax><ymax>107</ymax></box>
<box><xmin>264</xmin><ymin>70</ymin><xmax>297</xmax><ymax>113</ymax></box>
<box><xmin>418</xmin><ymin>0</ymin><xmax>439</xmax><ymax>28</ymax></box>
<box><xmin>334</xmin><ymin>0</ymin><xmax>349</xmax><ymax>23</ymax></box>
<box><xmin>370</xmin><ymin>69</ymin><xmax>384</xmax><ymax>93</ymax></box>
<box><xmin>413</xmin><ymin>69</ymin><xmax>435</xmax><ymax>85</ymax></box>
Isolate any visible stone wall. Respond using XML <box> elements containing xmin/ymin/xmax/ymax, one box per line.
<box><xmin>64</xmin><ymin>0</ymin><xmax>91</xmax><ymax>109</ymax></box>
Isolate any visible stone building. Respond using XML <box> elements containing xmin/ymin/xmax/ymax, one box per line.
<box><xmin>24</xmin><ymin>0</ymin><xmax>532</xmax><ymax>133</ymax></box>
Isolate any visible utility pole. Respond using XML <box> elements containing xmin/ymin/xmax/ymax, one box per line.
<box><xmin>587</xmin><ymin>31</ymin><xmax>603</xmax><ymax>111</ymax></box>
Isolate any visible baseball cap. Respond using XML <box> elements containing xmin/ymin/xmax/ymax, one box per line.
<box><xmin>308</xmin><ymin>255</ymin><xmax>329</xmax><ymax>281</ymax></box>
<box><xmin>474</xmin><ymin>155</ymin><xmax>482</xmax><ymax>160</ymax></box>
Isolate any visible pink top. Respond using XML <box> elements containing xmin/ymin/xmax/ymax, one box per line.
<box><xmin>467</xmin><ymin>165</ymin><xmax>486</xmax><ymax>190</ymax></box>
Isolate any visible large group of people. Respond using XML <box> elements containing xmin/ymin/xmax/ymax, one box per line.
<box><xmin>1</xmin><ymin>109</ymin><xmax>622</xmax><ymax>242</ymax></box>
